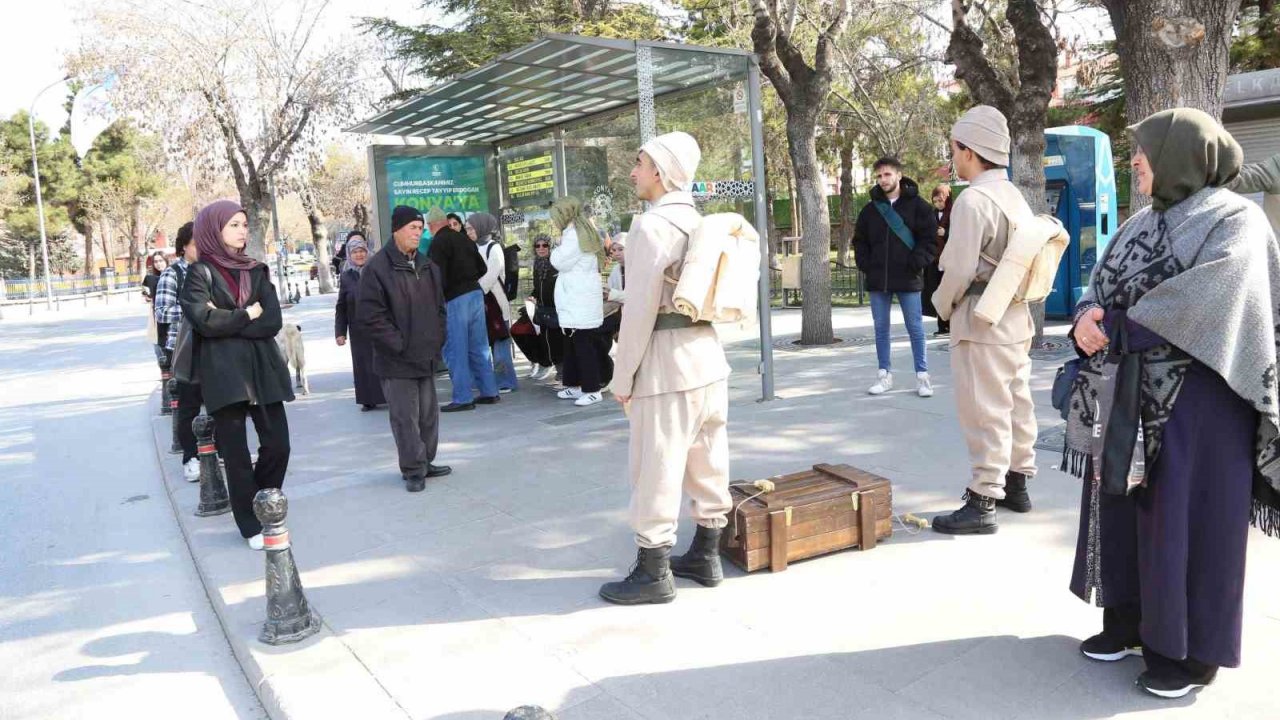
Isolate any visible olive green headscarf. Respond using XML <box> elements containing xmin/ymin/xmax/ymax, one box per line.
<box><xmin>550</xmin><ymin>196</ymin><xmax>604</xmax><ymax>265</ymax></box>
<box><xmin>1130</xmin><ymin>107</ymin><xmax>1244</xmax><ymax>212</ymax></box>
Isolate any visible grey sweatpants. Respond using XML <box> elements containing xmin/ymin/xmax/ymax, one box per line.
<box><xmin>382</xmin><ymin>376</ymin><xmax>440</xmax><ymax>480</ymax></box>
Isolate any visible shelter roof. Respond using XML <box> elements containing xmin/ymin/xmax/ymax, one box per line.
<box><xmin>346</xmin><ymin>34</ymin><xmax>751</xmax><ymax>144</ymax></box>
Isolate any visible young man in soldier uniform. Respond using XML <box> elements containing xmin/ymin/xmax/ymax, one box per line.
<box><xmin>599</xmin><ymin>131</ymin><xmax>733</xmax><ymax>605</ymax></box>
<box><xmin>931</xmin><ymin>105</ymin><xmax>1038</xmax><ymax>535</ymax></box>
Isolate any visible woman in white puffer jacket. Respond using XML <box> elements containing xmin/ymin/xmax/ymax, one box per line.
<box><xmin>550</xmin><ymin>197</ymin><xmax>608</xmax><ymax>406</ymax></box>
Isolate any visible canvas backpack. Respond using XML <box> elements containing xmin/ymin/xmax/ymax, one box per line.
<box><xmin>964</xmin><ymin>184</ymin><xmax>1070</xmax><ymax>325</ymax></box>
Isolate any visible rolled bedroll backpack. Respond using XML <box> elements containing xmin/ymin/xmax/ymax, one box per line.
<box><xmin>965</xmin><ymin>186</ymin><xmax>1070</xmax><ymax>326</ymax></box>
<box><xmin>670</xmin><ymin>213</ymin><xmax>762</xmax><ymax>324</ymax></box>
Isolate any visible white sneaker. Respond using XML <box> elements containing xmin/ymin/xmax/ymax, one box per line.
<box><xmin>526</xmin><ymin>364</ymin><xmax>543</xmax><ymax>378</ymax></box>
<box><xmin>247</xmin><ymin>534</ymin><xmax>265</xmax><ymax>551</ymax></box>
<box><xmin>183</xmin><ymin>458</ymin><xmax>200</xmax><ymax>483</ymax></box>
<box><xmin>574</xmin><ymin>392</ymin><xmax>603</xmax><ymax>407</ymax></box>
<box><xmin>917</xmin><ymin>372</ymin><xmax>934</xmax><ymax>398</ymax></box>
<box><xmin>868</xmin><ymin>370</ymin><xmax>893</xmax><ymax>395</ymax></box>
<box><xmin>557</xmin><ymin>387</ymin><xmax>583</xmax><ymax>400</ymax></box>
<box><xmin>499</xmin><ymin>387</ymin><xmax>514</xmax><ymax>394</ymax></box>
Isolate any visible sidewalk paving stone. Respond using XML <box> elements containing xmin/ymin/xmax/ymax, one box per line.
<box><xmin>151</xmin><ymin>296</ymin><xmax>1280</xmax><ymax>720</ymax></box>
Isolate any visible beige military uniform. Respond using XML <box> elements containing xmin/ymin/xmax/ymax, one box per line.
<box><xmin>932</xmin><ymin>169</ymin><xmax>1037</xmax><ymax>499</ymax></box>
<box><xmin>611</xmin><ymin>191</ymin><xmax>732</xmax><ymax>549</ymax></box>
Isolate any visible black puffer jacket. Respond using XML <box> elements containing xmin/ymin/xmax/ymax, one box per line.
<box><xmin>853</xmin><ymin>177</ymin><xmax>938</xmax><ymax>293</ymax></box>
<box><xmin>179</xmin><ymin>262</ymin><xmax>294</xmax><ymax>414</ymax></box>
<box><xmin>357</xmin><ymin>242</ymin><xmax>446</xmax><ymax>379</ymax></box>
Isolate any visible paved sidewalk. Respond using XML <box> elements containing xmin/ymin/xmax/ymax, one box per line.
<box><xmin>151</xmin><ymin>296</ymin><xmax>1280</xmax><ymax>720</ymax></box>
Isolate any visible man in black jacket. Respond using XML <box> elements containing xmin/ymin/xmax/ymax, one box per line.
<box><xmin>358</xmin><ymin>205</ymin><xmax>452</xmax><ymax>492</ymax></box>
<box><xmin>427</xmin><ymin>207</ymin><xmax>500</xmax><ymax>411</ymax></box>
<box><xmin>853</xmin><ymin>157</ymin><xmax>938</xmax><ymax>398</ymax></box>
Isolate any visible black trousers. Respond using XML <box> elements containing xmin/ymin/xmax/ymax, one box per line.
<box><xmin>562</xmin><ymin>328</ymin><xmax>613</xmax><ymax>393</ymax></box>
<box><xmin>212</xmin><ymin>402</ymin><xmax>291</xmax><ymax>538</ymax></box>
<box><xmin>176</xmin><ymin>380</ymin><xmax>204</xmax><ymax>463</ymax></box>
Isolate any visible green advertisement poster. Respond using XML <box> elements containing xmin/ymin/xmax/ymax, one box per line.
<box><xmin>384</xmin><ymin>155</ymin><xmax>490</xmax><ymax>216</ymax></box>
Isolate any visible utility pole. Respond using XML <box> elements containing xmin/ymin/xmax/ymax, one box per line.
<box><xmin>28</xmin><ymin>76</ymin><xmax>69</xmax><ymax>311</ymax></box>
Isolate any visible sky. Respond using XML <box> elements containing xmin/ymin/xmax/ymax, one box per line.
<box><xmin>0</xmin><ymin>0</ymin><xmax>426</xmax><ymax>134</ymax></box>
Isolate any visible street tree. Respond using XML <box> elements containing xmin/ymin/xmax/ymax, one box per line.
<box><xmin>79</xmin><ymin>121</ymin><xmax>166</xmax><ymax>275</ymax></box>
<box><xmin>363</xmin><ymin>0</ymin><xmax>669</xmax><ymax>95</ymax></box>
<box><xmin>0</xmin><ymin>112</ymin><xmax>79</xmax><ymax>281</ymax></box>
<box><xmin>1092</xmin><ymin>0</ymin><xmax>1244</xmax><ymax>211</ymax></box>
<box><xmin>1233</xmin><ymin>0</ymin><xmax>1280</xmax><ymax>72</ymax></box>
<box><xmin>748</xmin><ymin>0</ymin><xmax>853</xmax><ymax>346</ymax></box>
<box><xmin>944</xmin><ymin>0</ymin><xmax>1057</xmax><ymax>210</ymax></box>
<box><xmin>284</xmin><ymin>145</ymin><xmax>370</xmax><ymax>293</ymax></box>
<box><xmin>73</xmin><ymin>0</ymin><xmax>366</xmax><ymax>260</ymax></box>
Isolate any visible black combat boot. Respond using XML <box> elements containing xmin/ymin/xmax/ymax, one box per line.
<box><xmin>599</xmin><ymin>546</ymin><xmax>676</xmax><ymax>605</ymax></box>
<box><xmin>670</xmin><ymin>525</ymin><xmax>724</xmax><ymax>587</ymax></box>
<box><xmin>932</xmin><ymin>490</ymin><xmax>998</xmax><ymax>535</ymax></box>
<box><xmin>996</xmin><ymin>471</ymin><xmax>1032</xmax><ymax>513</ymax></box>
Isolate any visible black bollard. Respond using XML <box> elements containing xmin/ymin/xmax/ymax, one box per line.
<box><xmin>254</xmin><ymin>489</ymin><xmax>322</xmax><ymax>645</ymax></box>
<box><xmin>159</xmin><ymin>355</ymin><xmax>173</xmax><ymax>416</ymax></box>
<box><xmin>167</xmin><ymin>378</ymin><xmax>182</xmax><ymax>454</ymax></box>
<box><xmin>192</xmin><ymin>414</ymin><xmax>231</xmax><ymax>517</ymax></box>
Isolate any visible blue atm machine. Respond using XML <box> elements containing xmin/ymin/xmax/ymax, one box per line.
<box><xmin>1040</xmin><ymin>126</ymin><xmax>1119</xmax><ymax>318</ymax></box>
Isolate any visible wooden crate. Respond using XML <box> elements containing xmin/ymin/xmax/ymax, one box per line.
<box><xmin>721</xmin><ymin>463</ymin><xmax>893</xmax><ymax>573</ymax></box>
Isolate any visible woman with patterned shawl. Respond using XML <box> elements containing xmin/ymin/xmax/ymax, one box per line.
<box><xmin>1062</xmin><ymin>108</ymin><xmax>1280</xmax><ymax>699</ymax></box>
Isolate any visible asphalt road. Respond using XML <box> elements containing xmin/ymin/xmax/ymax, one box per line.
<box><xmin>0</xmin><ymin>302</ymin><xmax>264</xmax><ymax>720</ymax></box>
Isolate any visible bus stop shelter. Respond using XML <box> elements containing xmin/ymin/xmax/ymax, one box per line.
<box><xmin>347</xmin><ymin>34</ymin><xmax>776</xmax><ymax>399</ymax></box>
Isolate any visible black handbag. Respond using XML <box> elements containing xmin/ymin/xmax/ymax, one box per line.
<box><xmin>171</xmin><ymin>263</ymin><xmax>212</xmax><ymax>385</ymax></box>
<box><xmin>1091</xmin><ymin>318</ymin><xmax>1144</xmax><ymax>496</ymax></box>
<box><xmin>1051</xmin><ymin>358</ymin><xmax>1081</xmax><ymax>421</ymax></box>
<box><xmin>171</xmin><ymin>321</ymin><xmax>198</xmax><ymax>384</ymax></box>
<box><xmin>533</xmin><ymin>303</ymin><xmax>559</xmax><ymax>329</ymax></box>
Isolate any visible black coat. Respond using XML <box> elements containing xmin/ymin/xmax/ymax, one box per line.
<box><xmin>428</xmin><ymin>227</ymin><xmax>485</xmax><ymax>301</ymax></box>
<box><xmin>853</xmin><ymin>177</ymin><xmax>938</xmax><ymax>293</ymax></box>
<box><xmin>357</xmin><ymin>243</ymin><xmax>446</xmax><ymax>379</ymax></box>
<box><xmin>335</xmin><ymin>267</ymin><xmax>386</xmax><ymax>406</ymax></box>
<box><xmin>179</xmin><ymin>262</ymin><xmax>294</xmax><ymax>414</ymax></box>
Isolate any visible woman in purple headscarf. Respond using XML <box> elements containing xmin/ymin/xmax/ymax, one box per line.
<box><xmin>179</xmin><ymin>200</ymin><xmax>294</xmax><ymax>550</ymax></box>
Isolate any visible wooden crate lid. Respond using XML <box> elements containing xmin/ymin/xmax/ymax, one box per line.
<box><xmin>731</xmin><ymin>464</ymin><xmax>890</xmax><ymax>513</ymax></box>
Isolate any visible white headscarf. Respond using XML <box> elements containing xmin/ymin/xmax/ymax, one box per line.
<box><xmin>640</xmin><ymin>131</ymin><xmax>702</xmax><ymax>192</ymax></box>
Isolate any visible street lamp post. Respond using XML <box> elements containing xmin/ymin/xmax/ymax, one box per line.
<box><xmin>28</xmin><ymin>76</ymin><xmax>69</xmax><ymax>311</ymax></box>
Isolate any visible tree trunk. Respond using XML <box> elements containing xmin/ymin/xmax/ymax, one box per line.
<box><xmin>82</xmin><ymin>223</ymin><xmax>95</xmax><ymax>279</ymax></box>
<box><xmin>239</xmin><ymin>179</ymin><xmax>271</xmax><ymax>262</ymax></box>
<box><xmin>99</xmin><ymin>220</ymin><xmax>114</xmax><ymax>279</ymax></box>
<box><xmin>353</xmin><ymin>203</ymin><xmax>370</xmax><ymax>239</ymax></box>
<box><xmin>129</xmin><ymin>199</ymin><xmax>143</xmax><ymax>275</ymax></box>
<box><xmin>300</xmin><ymin>187</ymin><xmax>335</xmax><ymax>294</ymax></box>
<box><xmin>1103</xmin><ymin>0</ymin><xmax>1244</xmax><ymax>211</ymax></box>
<box><xmin>788</xmin><ymin>116</ymin><xmax>834</xmax><ymax>345</ymax></box>
<box><xmin>1009</xmin><ymin>112</ymin><xmax>1051</xmax><ymax>346</ymax></box>
<box><xmin>837</xmin><ymin>142</ymin><xmax>855</xmax><ymax>266</ymax></box>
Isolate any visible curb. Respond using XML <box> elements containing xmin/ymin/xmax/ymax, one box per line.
<box><xmin>147</xmin><ymin>391</ymin><xmax>410</xmax><ymax>720</ymax></box>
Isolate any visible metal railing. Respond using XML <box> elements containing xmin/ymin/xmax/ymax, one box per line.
<box><xmin>1</xmin><ymin>272</ymin><xmax>146</xmax><ymax>301</ymax></box>
<box><xmin>771</xmin><ymin>260</ymin><xmax>866</xmax><ymax>306</ymax></box>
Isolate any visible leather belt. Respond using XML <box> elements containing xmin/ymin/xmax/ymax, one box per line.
<box><xmin>654</xmin><ymin>313</ymin><xmax>711</xmax><ymax>331</ymax></box>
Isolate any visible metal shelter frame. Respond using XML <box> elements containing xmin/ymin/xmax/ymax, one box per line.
<box><xmin>348</xmin><ymin>34</ymin><xmax>776</xmax><ymax>400</ymax></box>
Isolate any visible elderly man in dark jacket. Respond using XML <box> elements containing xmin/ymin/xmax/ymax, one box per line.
<box><xmin>358</xmin><ymin>205</ymin><xmax>451</xmax><ymax>492</ymax></box>
<box><xmin>853</xmin><ymin>156</ymin><xmax>938</xmax><ymax>398</ymax></box>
